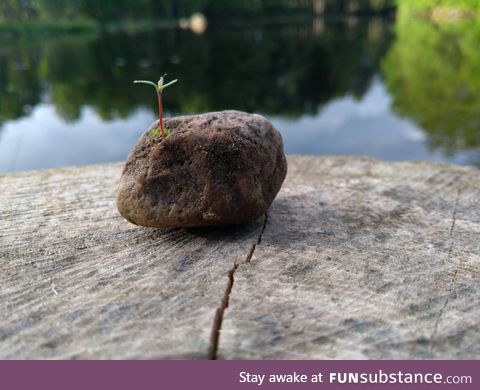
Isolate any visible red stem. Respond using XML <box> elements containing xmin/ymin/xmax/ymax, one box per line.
<box><xmin>157</xmin><ymin>89</ymin><xmax>164</xmax><ymax>140</ymax></box>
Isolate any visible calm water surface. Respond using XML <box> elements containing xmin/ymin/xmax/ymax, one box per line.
<box><xmin>1</xmin><ymin>18</ymin><xmax>479</xmax><ymax>172</ymax></box>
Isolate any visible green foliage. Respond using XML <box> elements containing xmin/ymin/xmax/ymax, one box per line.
<box><xmin>396</xmin><ymin>0</ymin><xmax>480</xmax><ymax>16</ymax></box>
<box><xmin>0</xmin><ymin>19</ymin><xmax>96</xmax><ymax>36</ymax></box>
<box><xmin>382</xmin><ymin>17</ymin><xmax>480</xmax><ymax>155</ymax></box>
<box><xmin>150</xmin><ymin>127</ymin><xmax>170</xmax><ymax>139</ymax></box>
<box><xmin>0</xmin><ymin>19</ymin><xmax>393</xmax><ymax>125</ymax></box>
<box><xmin>0</xmin><ymin>44</ymin><xmax>42</xmax><ymax>122</ymax></box>
<box><xmin>0</xmin><ymin>0</ymin><xmax>396</xmax><ymax>24</ymax></box>
<box><xmin>312</xmin><ymin>0</ymin><xmax>395</xmax><ymax>14</ymax></box>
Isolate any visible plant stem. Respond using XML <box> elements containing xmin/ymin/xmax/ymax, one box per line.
<box><xmin>156</xmin><ymin>89</ymin><xmax>164</xmax><ymax>140</ymax></box>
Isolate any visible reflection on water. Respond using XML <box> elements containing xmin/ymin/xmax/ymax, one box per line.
<box><xmin>382</xmin><ymin>16</ymin><xmax>480</xmax><ymax>159</ymax></box>
<box><xmin>275</xmin><ymin>78</ymin><xmax>477</xmax><ymax>165</ymax></box>
<box><xmin>0</xmin><ymin>17</ymin><xmax>479</xmax><ymax>172</ymax></box>
<box><xmin>0</xmin><ymin>106</ymin><xmax>152</xmax><ymax>172</ymax></box>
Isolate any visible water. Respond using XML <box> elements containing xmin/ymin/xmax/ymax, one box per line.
<box><xmin>1</xmin><ymin>18</ymin><xmax>479</xmax><ymax>173</ymax></box>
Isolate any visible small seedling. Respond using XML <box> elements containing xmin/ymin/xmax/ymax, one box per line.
<box><xmin>149</xmin><ymin>128</ymin><xmax>171</xmax><ymax>139</ymax></box>
<box><xmin>134</xmin><ymin>74</ymin><xmax>178</xmax><ymax>141</ymax></box>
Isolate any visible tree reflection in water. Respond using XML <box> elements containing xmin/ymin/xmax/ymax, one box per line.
<box><xmin>382</xmin><ymin>16</ymin><xmax>480</xmax><ymax>158</ymax></box>
<box><xmin>1</xmin><ymin>15</ymin><xmax>479</xmax><ymax>170</ymax></box>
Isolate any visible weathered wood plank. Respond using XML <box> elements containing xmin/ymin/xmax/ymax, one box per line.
<box><xmin>219</xmin><ymin>157</ymin><xmax>480</xmax><ymax>359</ymax></box>
<box><xmin>1</xmin><ymin>157</ymin><xmax>479</xmax><ymax>359</ymax></box>
<box><xmin>0</xmin><ymin>165</ymin><xmax>264</xmax><ymax>359</ymax></box>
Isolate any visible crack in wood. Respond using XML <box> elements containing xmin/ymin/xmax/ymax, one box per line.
<box><xmin>207</xmin><ymin>213</ymin><xmax>268</xmax><ymax>359</ymax></box>
<box><xmin>429</xmin><ymin>189</ymin><xmax>460</xmax><ymax>357</ymax></box>
<box><xmin>208</xmin><ymin>264</ymin><xmax>237</xmax><ymax>359</ymax></box>
<box><xmin>246</xmin><ymin>213</ymin><xmax>268</xmax><ymax>263</ymax></box>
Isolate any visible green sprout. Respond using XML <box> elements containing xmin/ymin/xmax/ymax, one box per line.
<box><xmin>134</xmin><ymin>74</ymin><xmax>178</xmax><ymax>141</ymax></box>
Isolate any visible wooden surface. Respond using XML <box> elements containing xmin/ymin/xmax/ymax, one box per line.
<box><xmin>0</xmin><ymin>156</ymin><xmax>479</xmax><ymax>359</ymax></box>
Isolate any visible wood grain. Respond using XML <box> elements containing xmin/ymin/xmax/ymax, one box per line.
<box><xmin>1</xmin><ymin>157</ymin><xmax>479</xmax><ymax>359</ymax></box>
<box><xmin>0</xmin><ymin>165</ymin><xmax>264</xmax><ymax>359</ymax></box>
<box><xmin>219</xmin><ymin>157</ymin><xmax>480</xmax><ymax>359</ymax></box>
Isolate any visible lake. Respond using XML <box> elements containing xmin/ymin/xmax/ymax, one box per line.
<box><xmin>1</xmin><ymin>17</ymin><xmax>479</xmax><ymax>173</ymax></box>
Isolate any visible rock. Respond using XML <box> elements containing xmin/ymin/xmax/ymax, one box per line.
<box><xmin>116</xmin><ymin>110</ymin><xmax>287</xmax><ymax>227</ymax></box>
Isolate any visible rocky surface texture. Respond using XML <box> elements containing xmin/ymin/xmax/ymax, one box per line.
<box><xmin>117</xmin><ymin>110</ymin><xmax>287</xmax><ymax>227</ymax></box>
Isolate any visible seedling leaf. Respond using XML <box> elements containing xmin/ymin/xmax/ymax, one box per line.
<box><xmin>134</xmin><ymin>80</ymin><xmax>158</xmax><ymax>89</ymax></box>
<box><xmin>161</xmin><ymin>79</ymin><xmax>178</xmax><ymax>90</ymax></box>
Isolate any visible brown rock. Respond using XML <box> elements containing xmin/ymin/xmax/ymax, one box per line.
<box><xmin>116</xmin><ymin>110</ymin><xmax>287</xmax><ymax>227</ymax></box>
